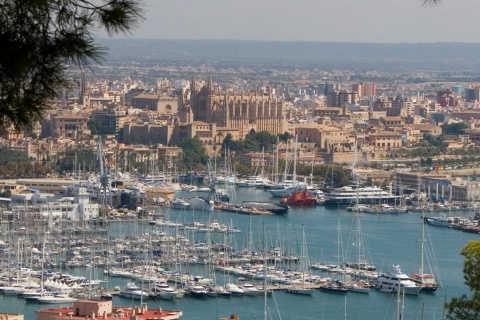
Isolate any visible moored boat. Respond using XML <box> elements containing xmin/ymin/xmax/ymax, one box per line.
<box><xmin>241</xmin><ymin>201</ymin><xmax>289</xmax><ymax>214</ymax></box>
<box><xmin>319</xmin><ymin>281</ymin><xmax>348</xmax><ymax>294</ymax></box>
<box><xmin>280</xmin><ymin>189</ymin><xmax>316</xmax><ymax>206</ymax></box>
<box><xmin>118</xmin><ymin>282</ymin><xmax>149</xmax><ymax>300</ymax></box>
<box><xmin>375</xmin><ymin>265</ymin><xmax>422</xmax><ymax>295</ymax></box>
<box><xmin>324</xmin><ymin>185</ymin><xmax>402</xmax><ymax>206</ymax></box>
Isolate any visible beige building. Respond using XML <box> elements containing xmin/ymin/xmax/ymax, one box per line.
<box><xmin>180</xmin><ymin>76</ymin><xmax>285</xmax><ymax>139</ymax></box>
<box><xmin>402</xmin><ymin>127</ymin><xmax>422</xmax><ymax>146</ymax></box>
<box><xmin>350</xmin><ymin>108</ymin><xmax>370</xmax><ymax>122</ymax></box>
<box><xmin>312</xmin><ymin>106</ymin><xmax>345</xmax><ymax>118</ymax></box>
<box><xmin>411</xmin><ymin>124</ymin><xmax>442</xmax><ymax>136</ymax></box>
<box><xmin>131</xmin><ymin>94</ymin><xmax>178</xmax><ymax>114</ymax></box>
<box><xmin>123</xmin><ymin>122</ymin><xmax>175</xmax><ymax>146</ymax></box>
<box><xmin>369</xmin><ymin>132</ymin><xmax>402</xmax><ymax>149</ymax></box>
<box><xmin>178</xmin><ymin>121</ymin><xmax>216</xmax><ymax>145</ymax></box>
<box><xmin>379</xmin><ymin>116</ymin><xmax>404</xmax><ymax>128</ymax></box>
<box><xmin>0</xmin><ymin>313</ymin><xmax>23</xmax><ymax>320</ymax></box>
<box><xmin>0</xmin><ymin>178</ymin><xmax>78</xmax><ymax>193</ymax></box>
<box><xmin>51</xmin><ymin>115</ymin><xmax>90</xmax><ymax>139</ymax></box>
<box><xmin>293</xmin><ymin>124</ymin><xmax>353</xmax><ymax>152</ymax></box>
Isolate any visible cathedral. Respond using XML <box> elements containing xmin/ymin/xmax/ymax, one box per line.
<box><xmin>179</xmin><ymin>75</ymin><xmax>286</xmax><ymax>139</ymax></box>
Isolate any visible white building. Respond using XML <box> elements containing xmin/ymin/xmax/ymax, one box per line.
<box><xmin>12</xmin><ymin>187</ymin><xmax>99</xmax><ymax>221</ymax></box>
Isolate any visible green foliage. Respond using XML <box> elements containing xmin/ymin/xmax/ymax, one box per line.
<box><xmin>0</xmin><ymin>147</ymin><xmax>50</xmax><ymax>177</ymax></box>
<box><xmin>222</xmin><ymin>131</ymin><xmax>285</xmax><ymax>155</ymax></box>
<box><xmin>442</xmin><ymin>122</ymin><xmax>468</xmax><ymax>135</ymax></box>
<box><xmin>278</xmin><ymin>132</ymin><xmax>293</xmax><ymax>143</ymax></box>
<box><xmin>88</xmin><ymin>120</ymin><xmax>101</xmax><ymax>136</ymax></box>
<box><xmin>178</xmin><ymin>137</ymin><xmax>209</xmax><ymax>169</ymax></box>
<box><xmin>446</xmin><ymin>240</ymin><xmax>480</xmax><ymax>319</ymax></box>
<box><xmin>88</xmin><ymin>119</ymin><xmax>116</xmax><ymax>135</ymax></box>
<box><xmin>0</xmin><ymin>146</ymin><xmax>28</xmax><ymax>164</ymax></box>
<box><xmin>0</xmin><ymin>0</ymin><xmax>144</xmax><ymax>131</ymax></box>
<box><xmin>55</xmin><ymin>147</ymin><xmax>95</xmax><ymax>172</ymax></box>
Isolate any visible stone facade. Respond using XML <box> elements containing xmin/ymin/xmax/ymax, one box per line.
<box><xmin>180</xmin><ymin>76</ymin><xmax>285</xmax><ymax>139</ymax></box>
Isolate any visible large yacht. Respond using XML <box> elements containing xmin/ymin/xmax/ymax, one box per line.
<box><xmin>375</xmin><ymin>265</ymin><xmax>422</xmax><ymax>295</ymax></box>
<box><xmin>235</xmin><ymin>175</ymin><xmax>270</xmax><ymax>187</ymax></box>
<box><xmin>324</xmin><ymin>185</ymin><xmax>402</xmax><ymax>206</ymax></box>
<box><xmin>118</xmin><ymin>282</ymin><xmax>149</xmax><ymax>300</ymax></box>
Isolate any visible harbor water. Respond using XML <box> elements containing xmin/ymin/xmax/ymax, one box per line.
<box><xmin>1</xmin><ymin>186</ymin><xmax>478</xmax><ymax>319</ymax></box>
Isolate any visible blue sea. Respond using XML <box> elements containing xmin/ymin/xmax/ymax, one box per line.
<box><xmin>1</xmin><ymin>186</ymin><xmax>478</xmax><ymax>320</ymax></box>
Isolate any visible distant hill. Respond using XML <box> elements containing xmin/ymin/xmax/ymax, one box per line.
<box><xmin>99</xmin><ymin>39</ymin><xmax>480</xmax><ymax>72</ymax></box>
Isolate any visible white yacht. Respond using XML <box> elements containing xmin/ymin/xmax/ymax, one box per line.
<box><xmin>324</xmin><ymin>185</ymin><xmax>402</xmax><ymax>206</ymax></box>
<box><xmin>37</xmin><ymin>294</ymin><xmax>76</xmax><ymax>304</ymax></box>
<box><xmin>118</xmin><ymin>282</ymin><xmax>149</xmax><ymax>300</ymax></box>
<box><xmin>169</xmin><ymin>199</ymin><xmax>191</xmax><ymax>210</ymax></box>
<box><xmin>225</xmin><ymin>283</ymin><xmax>244</xmax><ymax>296</ymax></box>
<box><xmin>186</xmin><ymin>285</ymin><xmax>208</xmax><ymax>298</ymax></box>
<box><xmin>239</xmin><ymin>283</ymin><xmax>259</xmax><ymax>296</ymax></box>
<box><xmin>151</xmin><ymin>281</ymin><xmax>177</xmax><ymax>300</ymax></box>
<box><xmin>187</xmin><ymin>197</ymin><xmax>214</xmax><ymax>211</ymax></box>
<box><xmin>235</xmin><ymin>176</ymin><xmax>269</xmax><ymax>187</ymax></box>
<box><xmin>375</xmin><ymin>265</ymin><xmax>422</xmax><ymax>295</ymax></box>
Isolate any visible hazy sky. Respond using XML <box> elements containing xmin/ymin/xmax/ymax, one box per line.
<box><xmin>121</xmin><ymin>0</ymin><xmax>479</xmax><ymax>43</ymax></box>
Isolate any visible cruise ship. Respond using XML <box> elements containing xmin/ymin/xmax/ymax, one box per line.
<box><xmin>324</xmin><ymin>185</ymin><xmax>402</xmax><ymax>206</ymax></box>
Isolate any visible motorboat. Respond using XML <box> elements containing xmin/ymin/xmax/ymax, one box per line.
<box><xmin>118</xmin><ymin>282</ymin><xmax>149</xmax><ymax>300</ymax></box>
<box><xmin>424</xmin><ymin>216</ymin><xmax>454</xmax><ymax>227</ymax></box>
<box><xmin>239</xmin><ymin>283</ymin><xmax>259</xmax><ymax>296</ymax></box>
<box><xmin>225</xmin><ymin>283</ymin><xmax>244</xmax><ymax>296</ymax></box>
<box><xmin>151</xmin><ymin>280</ymin><xmax>177</xmax><ymax>300</ymax></box>
<box><xmin>186</xmin><ymin>285</ymin><xmax>208</xmax><ymax>298</ymax></box>
<box><xmin>375</xmin><ymin>265</ymin><xmax>422</xmax><ymax>295</ymax></box>
<box><xmin>235</xmin><ymin>176</ymin><xmax>270</xmax><ymax>187</ymax></box>
<box><xmin>169</xmin><ymin>199</ymin><xmax>191</xmax><ymax>210</ymax></box>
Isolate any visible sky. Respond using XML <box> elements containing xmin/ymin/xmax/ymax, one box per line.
<box><xmin>119</xmin><ymin>0</ymin><xmax>479</xmax><ymax>43</ymax></box>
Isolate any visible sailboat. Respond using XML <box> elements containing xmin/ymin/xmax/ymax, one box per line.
<box><xmin>285</xmin><ymin>225</ymin><xmax>313</xmax><ymax>296</ymax></box>
<box><xmin>411</xmin><ymin>217</ymin><xmax>440</xmax><ymax>292</ymax></box>
<box><xmin>320</xmin><ymin>219</ymin><xmax>348</xmax><ymax>294</ymax></box>
<box><xmin>344</xmin><ymin>184</ymin><xmax>377</xmax><ymax>274</ymax></box>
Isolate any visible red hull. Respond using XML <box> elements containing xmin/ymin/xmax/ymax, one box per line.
<box><xmin>280</xmin><ymin>189</ymin><xmax>317</xmax><ymax>206</ymax></box>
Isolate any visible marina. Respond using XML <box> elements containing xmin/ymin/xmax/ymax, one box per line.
<box><xmin>0</xmin><ymin>186</ymin><xmax>478</xmax><ymax>319</ymax></box>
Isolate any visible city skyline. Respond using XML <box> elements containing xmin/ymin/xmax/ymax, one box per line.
<box><xmin>108</xmin><ymin>0</ymin><xmax>480</xmax><ymax>43</ymax></box>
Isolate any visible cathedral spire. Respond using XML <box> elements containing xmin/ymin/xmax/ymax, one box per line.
<box><xmin>191</xmin><ymin>73</ymin><xmax>196</xmax><ymax>91</ymax></box>
<box><xmin>207</xmin><ymin>75</ymin><xmax>213</xmax><ymax>93</ymax></box>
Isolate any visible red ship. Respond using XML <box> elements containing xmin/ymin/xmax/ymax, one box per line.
<box><xmin>280</xmin><ymin>188</ymin><xmax>317</xmax><ymax>206</ymax></box>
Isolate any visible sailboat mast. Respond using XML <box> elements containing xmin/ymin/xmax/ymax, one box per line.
<box><xmin>275</xmin><ymin>137</ymin><xmax>279</xmax><ymax>183</ymax></box>
<box><xmin>263</xmin><ymin>223</ymin><xmax>268</xmax><ymax>320</ymax></box>
<box><xmin>293</xmin><ymin>134</ymin><xmax>298</xmax><ymax>184</ymax></box>
<box><xmin>420</xmin><ymin>213</ymin><xmax>425</xmax><ymax>283</ymax></box>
